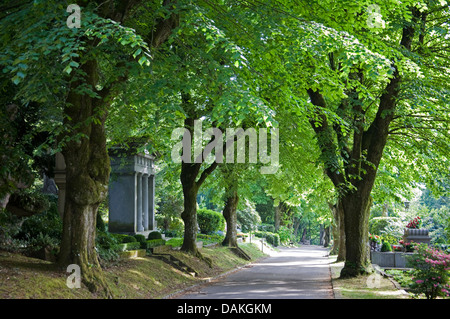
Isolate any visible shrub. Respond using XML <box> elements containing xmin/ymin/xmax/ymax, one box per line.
<box><xmin>369</xmin><ymin>216</ymin><xmax>403</xmax><ymax>238</ymax></box>
<box><xmin>148</xmin><ymin>231</ymin><xmax>162</xmax><ymax>240</ymax></box>
<box><xmin>197</xmin><ymin>208</ymin><xmax>225</xmax><ymax>234</ymax></box>
<box><xmin>145</xmin><ymin>239</ymin><xmax>166</xmax><ymax>249</ymax></box>
<box><xmin>197</xmin><ymin>233</ymin><xmax>224</xmax><ymax>245</ymax></box>
<box><xmin>121</xmin><ymin>235</ymin><xmax>137</xmax><ymax>243</ymax></box>
<box><xmin>168</xmin><ymin>217</ymin><xmax>184</xmax><ymax>237</ymax></box>
<box><xmin>96</xmin><ymin>231</ymin><xmax>119</xmax><ymax>250</ymax></box>
<box><xmin>380</xmin><ymin>234</ymin><xmax>399</xmax><ymax>246</ymax></box>
<box><xmin>255</xmin><ymin>231</ymin><xmax>280</xmax><ymax>247</ymax></box>
<box><xmin>277</xmin><ymin>226</ymin><xmax>293</xmax><ymax>244</ymax></box>
<box><xmin>236</xmin><ymin>200</ymin><xmax>261</xmax><ymax>232</ymax></box>
<box><xmin>19</xmin><ymin>199</ymin><xmax>62</xmax><ymax>240</ymax></box>
<box><xmin>381</xmin><ymin>241</ymin><xmax>392</xmax><ymax>252</ymax></box>
<box><xmin>407</xmin><ymin>244</ymin><xmax>450</xmax><ymax>299</ymax></box>
<box><xmin>134</xmin><ymin>234</ymin><xmax>147</xmax><ymax>249</ymax></box>
<box><xmin>114</xmin><ymin>242</ymin><xmax>141</xmax><ymax>252</ymax></box>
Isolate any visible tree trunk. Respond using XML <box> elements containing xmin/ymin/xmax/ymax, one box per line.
<box><xmin>180</xmin><ymin>175</ymin><xmax>199</xmax><ymax>254</ymax></box>
<box><xmin>307</xmin><ymin>8</ymin><xmax>418</xmax><ymax>278</ymax></box>
<box><xmin>340</xmin><ymin>194</ymin><xmax>373</xmax><ymax>277</ymax></box>
<box><xmin>293</xmin><ymin>216</ymin><xmax>301</xmax><ymax>238</ymax></box>
<box><xmin>329</xmin><ymin>200</ymin><xmax>345</xmax><ymax>261</ymax></box>
<box><xmin>323</xmin><ymin>226</ymin><xmax>330</xmax><ymax>248</ymax></box>
<box><xmin>58</xmin><ymin>59</ymin><xmax>111</xmax><ymax>296</ymax></box>
<box><xmin>319</xmin><ymin>224</ymin><xmax>324</xmax><ymax>246</ymax></box>
<box><xmin>222</xmin><ymin>183</ymin><xmax>239</xmax><ymax>247</ymax></box>
<box><xmin>274</xmin><ymin>202</ymin><xmax>281</xmax><ymax>232</ymax></box>
<box><xmin>55</xmin><ymin>2</ymin><xmax>179</xmax><ymax>296</ymax></box>
<box><xmin>180</xmin><ymin>161</ymin><xmax>217</xmax><ymax>267</ymax></box>
<box><xmin>179</xmin><ymin>108</ymin><xmax>218</xmax><ymax>257</ymax></box>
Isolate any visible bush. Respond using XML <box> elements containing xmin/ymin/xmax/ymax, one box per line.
<box><xmin>19</xmin><ymin>199</ymin><xmax>62</xmax><ymax>241</ymax></box>
<box><xmin>145</xmin><ymin>239</ymin><xmax>166</xmax><ymax>249</ymax></box>
<box><xmin>197</xmin><ymin>233</ymin><xmax>225</xmax><ymax>245</ymax></box>
<box><xmin>121</xmin><ymin>235</ymin><xmax>137</xmax><ymax>243</ymax></box>
<box><xmin>369</xmin><ymin>216</ymin><xmax>403</xmax><ymax>238</ymax></box>
<box><xmin>381</xmin><ymin>241</ymin><xmax>392</xmax><ymax>252</ymax></box>
<box><xmin>134</xmin><ymin>234</ymin><xmax>147</xmax><ymax>249</ymax></box>
<box><xmin>277</xmin><ymin>226</ymin><xmax>294</xmax><ymax>244</ymax></box>
<box><xmin>96</xmin><ymin>231</ymin><xmax>119</xmax><ymax>250</ymax></box>
<box><xmin>255</xmin><ymin>231</ymin><xmax>280</xmax><ymax>247</ymax></box>
<box><xmin>380</xmin><ymin>234</ymin><xmax>399</xmax><ymax>246</ymax></box>
<box><xmin>148</xmin><ymin>231</ymin><xmax>162</xmax><ymax>240</ymax></box>
<box><xmin>114</xmin><ymin>242</ymin><xmax>141</xmax><ymax>252</ymax></box>
<box><xmin>407</xmin><ymin>244</ymin><xmax>450</xmax><ymax>299</ymax></box>
<box><xmin>236</xmin><ymin>199</ymin><xmax>261</xmax><ymax>232</ymax></box>
<box><xmin>197</xmin><ymin>208</ymin><xmax>225</xmax><ymax>235</ymax></box>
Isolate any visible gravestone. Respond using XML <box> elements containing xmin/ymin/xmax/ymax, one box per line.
<box><xmin>108</xmin><ymin>149</ymin><xmax>156</xmax><ymax>236</ymax></box>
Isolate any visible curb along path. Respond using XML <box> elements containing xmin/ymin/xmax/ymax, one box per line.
<box><xmin>176</xmin><ymin>245</ymin><xmax>334</xmax><ymax>299</ymax></box>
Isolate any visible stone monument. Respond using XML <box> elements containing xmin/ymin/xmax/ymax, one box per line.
<box><xmin>403</xmin><ymin>228</ymin><xmax>431</xmax><ymax>245</ymax></box>
<box><xmin>108</xmin><ymin>148</ymin><xmax>156</xmax><ymax>236</ymax></box>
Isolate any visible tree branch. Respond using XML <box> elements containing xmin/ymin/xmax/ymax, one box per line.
<box><xmin>196</xmin><ymin>161</ymin><xmax>218</xmax><ymax>188</ymax></box>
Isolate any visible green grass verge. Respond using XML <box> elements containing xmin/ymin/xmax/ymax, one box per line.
<box><xmin>329</xmin><ymin>255</ymin><xmax>409</xmax><ymax>299</ymax></box>
<box><xmin>0</xmin><ymin>243</ymin><xmax>267</xmax><ymax>299</ymax></box>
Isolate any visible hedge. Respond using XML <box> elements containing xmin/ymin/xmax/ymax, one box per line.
<box><xmin>146</xmin><ymin>239</ymin><xmax>166</xmax><ymax>249</ymax></box>
<box><xmin>148</xmin><ymin>231</ymin><xmax>163</xmax><ymax>240</ymax></box>
<box><xmin>114</xmin><ymin>242</ymin><xmax>141</xmax><ymax>252</ymax></box>
<box><xmin>254</xmin><ymin>231</ymin><xmax>280</xmax><ymax>247</ymax></box>
<box><xmin>197</xmin><ymin>208</ymin><xmax>225</xmax><ymax>234</ymax></box>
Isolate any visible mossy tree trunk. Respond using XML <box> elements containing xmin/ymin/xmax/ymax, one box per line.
<box><xmin>58</xmin><ymin>59</ymin><xmax>112</xmax><ymax>296</ymax></box>
<box><xmin>222</xmin><ymin>179</ymin><xmax>239</xmax><ymax>247</ymax></box>
<box><xmin>329</xmin><ymin>200</ymin><xmax>345</xmax><ymax>261</ymax></box>
<box><xmin>56</xmin><ymin>1</ymin><xmax>179</xmax><ymax>295</ymax></box>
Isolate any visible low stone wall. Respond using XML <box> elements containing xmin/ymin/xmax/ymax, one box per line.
<box><xmin>371</xmin><ymin>251</ymin><xmax>413</xmax><ymax>268</ymax></box>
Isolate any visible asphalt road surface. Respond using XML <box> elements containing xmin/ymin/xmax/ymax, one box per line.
<box><xmin>177</xmin><ymin>245</ymin><xmax>334</xmax><ymax>299</ymax></box>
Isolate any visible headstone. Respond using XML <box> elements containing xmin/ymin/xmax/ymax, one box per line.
<box><xmin>108</xmin><ymin>149</ymin><xmax>156</xmax><ymax>236</ymax></box>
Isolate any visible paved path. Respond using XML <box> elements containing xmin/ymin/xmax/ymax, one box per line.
<box><xmin>178</xmin><ymin>245</ymin><xmax>334</xmax><ymax>299</ymax></box>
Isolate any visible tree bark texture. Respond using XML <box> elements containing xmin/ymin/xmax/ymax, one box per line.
<box><xmin>222</xmin><ymin>181</ymin><xmax>239</xmax><ymax>247</ymax></box>
<box><xmin>329</xmin><ymin>200</ymin><xmax>345</xmax><ymax>261</ymax></box>
<box><xmin>58</xmin><ymin>59</ymin><xmax>111</xmax><ymax>295</ymax></box>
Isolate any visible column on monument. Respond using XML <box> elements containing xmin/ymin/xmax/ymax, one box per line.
<box><xmin>148</xmin><ymin>174</ymin><xmax>155</xmax><ymax>230</ymax></box>
<box><xmin>136</xmin><ymin>172</ymin><xmax>144</xmax><ymax>232</ymax></box>
<box><xmin>142</xmin><ymin>173</ymin><xmax>149</xmax><ymax>231</ymax></box>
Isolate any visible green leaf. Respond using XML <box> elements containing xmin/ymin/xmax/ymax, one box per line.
<box><xmin>133</xmin><ymin>48</ymin><xmax>142</xmax><ymax>59</ymax></box>
<box><xmin>138</xmin><ymin>55</ymin><xmax>147</xmax><ymax>66</ymax></box>
<box><xmin>11</xmin><ymin>75</ymin><xmax>21</xmax><ymax>85</ymax></box>
<box><xmin>63</xmin><ymin>64</ymin><xmax>72</xmax><ymax>74</ymax></box>
<box><xmin>69</xmin><ymin>61</ymin><xmax>79</xmax><ymax>68</ymax></box>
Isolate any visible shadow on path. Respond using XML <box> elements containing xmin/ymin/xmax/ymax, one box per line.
<box><xmin>177</xmin><ymin>245</ymin><xmax>334</xmax><ymax>299</ymax></box>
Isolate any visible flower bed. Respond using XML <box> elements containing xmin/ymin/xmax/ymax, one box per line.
<box><xmin>406</xmin><ymin>244</ymin><xmax>450</xmax><ymax>299</ymax></box>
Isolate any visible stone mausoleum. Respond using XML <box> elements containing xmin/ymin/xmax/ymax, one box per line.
<box><xmin>108</xmin><ymin>148</ymin><xmax>157</xmax><ymax>236</ymax></box>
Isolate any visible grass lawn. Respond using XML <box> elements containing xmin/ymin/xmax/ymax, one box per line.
<box><xmin>329</xmin><ymin>255</ymin><xmax>410</xmax><ymax>299</ymax></box>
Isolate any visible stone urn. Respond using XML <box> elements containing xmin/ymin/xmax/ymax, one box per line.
<box><xmin>403</xmin><ymin>228</ymin><xmax>431</xmax><ymax>245</ymax></box>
